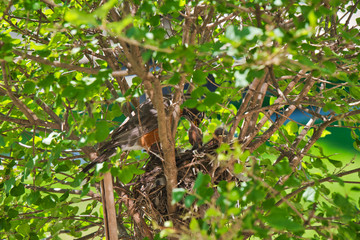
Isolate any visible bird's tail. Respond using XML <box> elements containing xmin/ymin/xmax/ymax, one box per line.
<box><xmin>82</xmin><ymin>156</ymin><xmax>102</xmax><ymax>173</ymax></box>
<box><xmin>82</xmin><ymin>148</ymin><xmax>115</xmax><ymax>173</ymax></box>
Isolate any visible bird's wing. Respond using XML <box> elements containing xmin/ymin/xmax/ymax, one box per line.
<box><xmin>98</xmin><ymin>100</ymin><xmax>159</xmax><ymax>152</ymax></box>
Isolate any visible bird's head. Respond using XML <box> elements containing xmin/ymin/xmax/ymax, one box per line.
<box><xmin>213</xmin><ymin>127</ymin><xmax>229</xmax><ymax>143</ymax></box>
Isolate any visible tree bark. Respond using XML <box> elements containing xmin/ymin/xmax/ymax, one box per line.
<box><xmin>101</xmin><ymin>172</ymin><xmax>118</xmax><ymax>240</ymax></box>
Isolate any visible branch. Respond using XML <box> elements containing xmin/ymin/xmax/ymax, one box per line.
<box><xmin>13</xmin><ymin>50</ymin><xmax>101</xmax><ymax>75</ymax></box>
<box><xmin>115</xmin><ymin>188</ymin><xmax>153</xmax><ymax>239</ymax></box>
<box><xmin>289</xmin><ymin>109</ymin><xmax>360</xmax><ymax>169</ymax></box>
<box><xmin>0</xmin><ymin>112</ymin><xmax>60</xmax><ymax>130</ymax></box>
<box><xmin>33</xmin><ymin>98</ymin><xmax>63</xmax><ymax>125</ymax></box>
<box><xmin>149</xmin><ymin>74</ymin><xmax>178</xmax><ymax>214</ymax></box>
<box><xmin>248</xmin><ymin>74</ymin><xmax>315</xmax><ymax>151</ymax></box>
<box><xmin>39</xmin><ymin>0</ymin><xmax>59</xmax><ymax>8</ymax></box>
<box><xmin>276</xmin><ymin>167</ymin><xmax>360</xmax><ymax>206</ymax></box>
<box><xmin>1</xmin><ymin>61</ymin><xmax>40</xmax><ymax>125</ymax></box>
<box><xmin>24</xmin><ymin>184</ymin><xmax>101</xmax><ymax>200</ymax></box>
<box><xmin>228</xmin><ymin>74</ymin><xmax>264</xmax><ymax>142</ymax></box>
<box><xmin>239</xmin><ymin>68</ymin><xmax>269</xmax><ymax>141</ymax></box>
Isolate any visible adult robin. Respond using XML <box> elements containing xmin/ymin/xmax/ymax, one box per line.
<box><xmin>82</xmin><ymin>96</ymin><xmax>203</xmax><ymax>173</ymax></box>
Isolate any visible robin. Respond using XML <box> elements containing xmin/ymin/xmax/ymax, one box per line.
<box><xmin>82</xmin><ymin>96</ymin><xmax>203</xmax><ymax>173</ymax></box>
<box><xmin>213</xmin><ymin>127</ymin><xmax>229</xmax><ymax>144</ymax></box>
<box><xmin>203</xmin><ymin>127</ymin><xmax>229</xmax><ymax>148</ymax></box>
<box><xmin>187</xmin><ymin>121</ymin><xmax>203</xmax><ymax>150</ymax></box>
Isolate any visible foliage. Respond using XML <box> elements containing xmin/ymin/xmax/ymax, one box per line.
<box><xmin>1</xmin><ymin>0</ymin><xmax>360</xmax><ymax>239</ymax></box>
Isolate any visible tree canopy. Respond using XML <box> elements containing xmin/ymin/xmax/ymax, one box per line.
<box><xmin>1</xmin><ymin>0</ymin><xmax>360</xmax><ymax>239</ymax></box>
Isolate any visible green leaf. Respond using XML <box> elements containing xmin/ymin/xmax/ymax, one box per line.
<box><xmin>81</xmin><ymin>183</ymin><xmax>90</xmax><ymax>197</ymax></box>
<box><xmin>332</xmin><ymin>193</ymin><xmax>348</xmax><ymax>208</ymax></box>
<box><xmin>59</xmin><ymin>190</ymin><xmax>70</xmax><ymax>202</ymax></box>
<box><xmin>312</xmin><ymin>158</ymin><xmax>325</xmax><ymax>169</ymax></box>
<box><xmin>0</xmin><ymin>135</ymin><xmax>5</xmax><ymax>146</ymax></box>
<box><xmin>349</xmin><ymin>86</ymin><xmax>360</xmax><ymax>99</ymax></box>
<box><xmin>284</xmin><ymin>175</ymin><xmax>302</xmax><ymax>188</ymax></box>
<box><xmin>62</xmin><ymin>85</ymin><xmax>79</xmax><ymax>99</ymax></box>
<box><xmin>328</xmin><ymin>159</ymin><xmax>342</xmax><ymax>168</ymax></box>
<box><xmin>189</xmin><ymin>218</ymin><xmax>200</xmax><ymax>231</ymax></box>
<box><xmin>10</xmin><ymin>183</ymin><xmax>25</xmax><ymax>197</ymax></box>
<box><xmin>205</xmin><ymin>207</ymin><xmax>221</xmax><ymax>218</ymax></box>
<box><xmin>233</xmin><ymin>163</ymin><xmax>243</xmax><ymax>174</ymax></box>
<box><xmin>183</xmin><ymin>98</ymin><xmax>198</xmax><ymax>108</ymax></box>
<box><xmin>4</xmin><ymin>177</ymin><xmax>15</xmax><ymax>194</ymax></box>
<box><xmin>113</xmin><ymin>164</ymin><xmax>144</xmax><ymax>184</ymax></box>
<box><xmin>351</xmin><ymin>186</ymin><xmax>360</xmax><ymax>192</ymax></box>
<box><xmin>41</xmin><ymin>195</ymin><xmax>57</xmax><ymax>209</ymax></box>
<box><xmin>29</xmin><ymin>232</ymin><xmax>39</xmax><ymax>240</ymax></box>
<box><xmin>286</xmin><ymin>121</ymin><xmax>298</xmax><ymax>136</ymax></box>
<box><xmin>190</xmin><ymin>86</ymin><xmax>207</xmax><ymax>98</ymax></box>
<box><xmin>302</xmin><ymin>187</ymin><xmax>316</xmax><ymax>202</ymax></box>
<box><xmin>17</xmin><ymin>223</ymin><xmax>31</xmax><ymax>236</ymax></box>
<box><xmin>193</xmin><ymin>172</ymin><xmax>210</xmax><ymax>190</ymax></box>
<box><xmin>23</xmin><ymin>81</ymin><xmax>36</xmax><ymax>94</ymax></box>
<box><xmin>64</xmin><ymin>9</ymin><xmax>98</xmax><ymax>26</ymax></box>
<box><xmin>7</xmin><ymin>209</ymin><xmax>19</xmax><ymax>218</ymax></box>
<box><xmin>172</xmin><ymin>188</ymin><xmax>186</xmax><ymax>204</ymax></box>
<box><xmin>184</xmin><ymin>195</ymin><xmax>196</xmax><ymax>208</ymax></box>
<box><xmin>330</xmin><ymin>175</ymin><xmax>344</xmax><ymax>186</ymax></box>
<box><xmin>296</xmin><ymin>55</ymin><xmax>316</xmax><ymax>68</ymax></box>
<box><xmin>203</xmin><ymin>92</ymin><xmax>221</xmax><ymax>107</ymax></box>
<box><xmin>0</xmin><ymin>218</ymin><xmax>11</xmax><ymax>231</ymax></box>
<box><xmin>93</xmin><ymin>0</ymin><xmax>118</xmax><ymax>19</ymax></box>
<box><xmin>95</xmin><ymin>121</ymin><xmax>109</xmax><ymax>142</ymax></box>
<box><xmin>55</xmin><ymin>163</ymin><xmax>70</xmax><ymax>173</ymax></box>
<box><xmin>321</xmin><ymin>129</ymin><xmax>331</xmax><ymax>138</ymax></box>
<box><xmin>71</xmin><ymin>173</ymin><xmax>85</xmax><ymax>188</ymax></box>
<box><xmin>248</xmin><ymin>188</ymin><xmax>266</xmax><ymax>202</ymax></box>
<box><xmin>323</xmin><ymin>61</ymin><xmax>336</xmax><ymax>74</ymax></box>
<box><xmin>193</xmin><ymin>70</ymin><xmax>207</xmax><ymax>85</ymax></box>
<box><xmin>307</xmin><ymin>10</ymin><xmax>317</xmax><ymax>27</ymax></box>
<box><xmin>265</xmin><ymin>208</ymin><xmax>304</xmax><ymax>232</ymax></box>
<box><xmin>167</xmin><ymin>72</ymin><xmax>181</xmax><ymax>85</ymax></box>
<box><xmin>107</xmin><ymin>16</ymin><xmax>133</xmax><ymax>35</ymax></box>
<box><xmin>274</xmin><ymin>160</ymin><xmax>292</xmax><ymax>175</ymax></box>
<box><xmin>239</xmin><ymin>150</ymin><xmax>250</xmax><ymax>162</ymax></box>
<box><xmin>197</xmin><ymin>186</ymin><xmax>214</xmax><ymax>200</ymax></box>
<box><xmin>27</xmin><ymin>191</ymin><xmax>41</xmax><ymax>205</ymax></box>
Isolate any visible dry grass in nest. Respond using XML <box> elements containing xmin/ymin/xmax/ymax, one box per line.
<box><xmin>132</xmin><ymin>142</ymin><xmax>237</xmax><ymax>228</ymax></box>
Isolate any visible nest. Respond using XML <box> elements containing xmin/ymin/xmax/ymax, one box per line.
<box><xmin>132</xmin><ymin>141</ymin><xmax>237</xmax><ymax>228</ymax></box>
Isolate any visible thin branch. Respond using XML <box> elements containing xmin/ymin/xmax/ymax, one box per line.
<box><xmin>1</xmin><ymin>61</ymin><xmax>40</xmax><ymax>125</ymax></box>
<box><xmin>276</xmin><ymin>167</ymin><xmax>360</xmax><ymax>206</ymax></box>
<box><xmin>13</xmin><ymin>50</ymin><xmax>101</xmax><ymax>75</ymax></box>
<box><xmin>24</xmin><ymin>184</ymin><xmax>101</xmax><ymax>200</ymax></box>
<box><xmin>248</xmin><ymin>74</ymin><xmax>315</xmax><ymax>151</ymax></box>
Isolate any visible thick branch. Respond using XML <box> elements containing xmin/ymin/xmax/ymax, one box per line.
<box><xmin>149</xmin><ymin>74</ymin><xmax>178</xmax><ymax>214</ymax></box>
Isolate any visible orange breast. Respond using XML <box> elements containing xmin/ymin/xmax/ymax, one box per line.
<box><xmin>138</xmin><ymin>128</ymin><xmax>160</xmax><ymax>149</ymax></box>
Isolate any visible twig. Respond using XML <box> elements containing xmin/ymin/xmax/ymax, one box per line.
<box><xmin>276</xmin><ymin>167</ymin><xmax>360</xmax><ymax>206</ymax></box>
